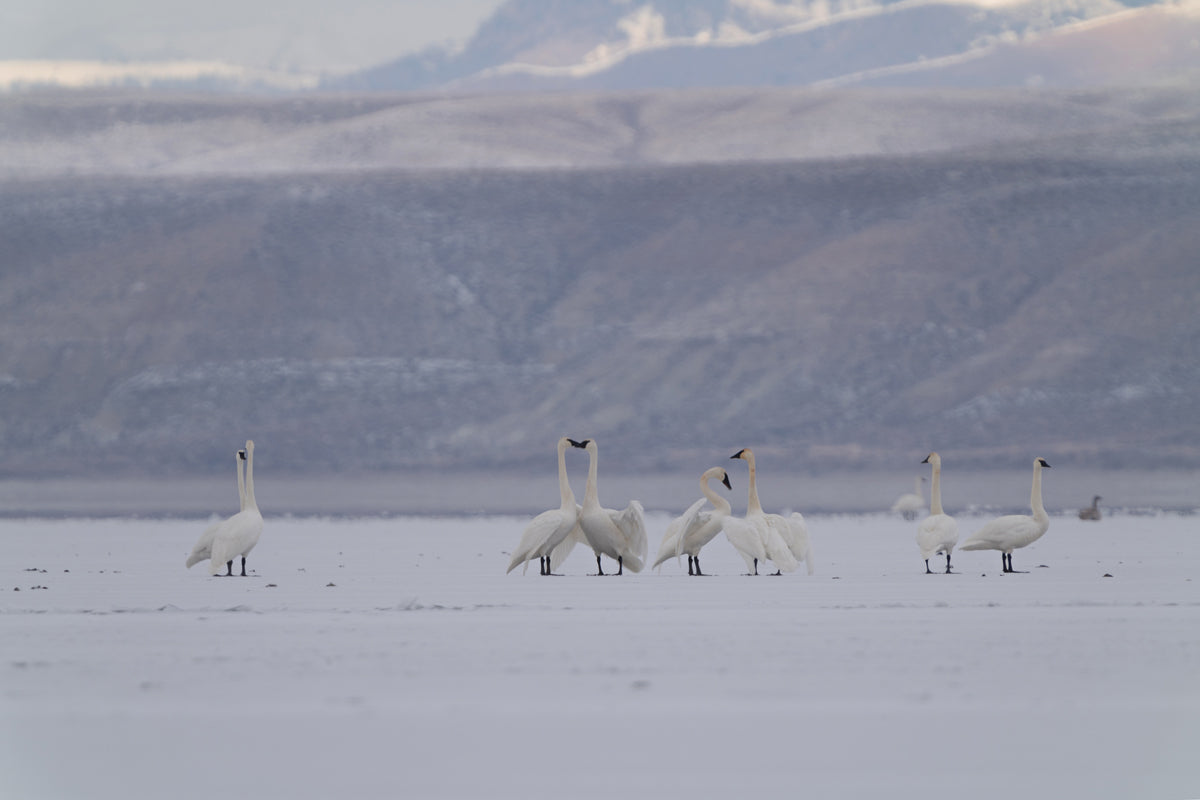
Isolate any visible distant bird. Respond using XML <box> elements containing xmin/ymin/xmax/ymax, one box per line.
<box><xmin>891</xmin><ymin>476</ymin><xmax>927</xmax><ymax>521</ymax></box>
<box><xmin>186</xmin><ymin>447</ymin><xmax>246</xmax><ymax>569</ymax></box>
<box><xmin>726</xmin><ymin>448</ymin><xmax>799</xmax><ymax>575</ymax></box>
<box><xmin>209</xmin><ymin>439</ymin><xmax>265</xmax><ymax>577</ymax></box>
<box><xmin>916</xmin><ymin>452</ymin><xmax>958</xmax><ymax>574</ymax></box>
<box><xmin>572</xmin><ymin>439</ymin><xmax>647</xmax><ymax>575</ymax></box>
<box><xmin>960</xmin><ymin>457</ymin><xmax>1051</xmax><ymax>573</ymax></box>
<box><xmin>1079</xmin><ymin>495</ymin><xmax>1102</xmax><ymax>521</ymax></box>
<box><xmin>507</xmin><ymin>437</ymin><xmax>584</xmax><ymax>575</ymax></box>
<box><xmin>652</xmin><ymin>467</ymin><xmax>732</xmax><ymax>575</ymax></box>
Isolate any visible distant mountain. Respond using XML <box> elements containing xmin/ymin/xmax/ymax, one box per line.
<box><xmin>1</xmin><ymin>87</ymin><xmax>1197</xmax><ymax>478</ymax></box>
<box><xmin>334</xmin><ymin>0</ymin><xmax>1200</xmax><ymax>92</ymax></box>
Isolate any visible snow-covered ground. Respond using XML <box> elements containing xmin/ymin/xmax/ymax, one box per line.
<box><xmin>3</xmin><ymin>510</ymin><xmax>1197</xmax><ymax>799</ymax></box>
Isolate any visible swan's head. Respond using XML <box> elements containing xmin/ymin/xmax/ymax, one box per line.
<box><xmin>921</xmin><ymin>452</ymin><xmax>941</xmax><ymax>468</ymax></box>
<box><xmin>1036</xmin><ymin>457</ymin><xmax>1051</xmax><ymax>469</ymax></box>
<box><xmin>245</xmin><ymin>439</ymin><xmax>255</xmax><ymax>454</ymax></box>
<box><xmin>703</xmin><ymin>466</ymin><xmax>732</xmax><ymax>490</ymax></box>
<box><xmin>730</xmin><ymin>448</ymin><xmax>752</xmax><ymax>461</ymax></box>
<box><xmin>238</xmin><ymin>449</ymin><xmax>247</xmax><ymax>461</ymax></box>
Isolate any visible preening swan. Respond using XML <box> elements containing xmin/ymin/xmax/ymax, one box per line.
<box><xmin>572</xmin><ymin>439</ymin><xmax>647</xmax><ymax>575</ymax></box>
<box><xmin>209</xmin><ymin>439</ymin><xmax>265</xmax><ymax>577</ymax></box>
<box><xmin>960</xmin><ymin>457</ymin><xmax>1051</xmax><ymax>573</ymax></box>
<box><xmin>891</xmin><ymin>476</ymin><xmax>926</xmax><ymax>520</ymax></box>
<box><xmin>652</xmin><ymin>467</ymin><xmax>732</xmax><ymax>576</ymax></box>
<box><xmin>725</xmin><ymin>448</ymin><xmax>799</xmax><ymax>575</ymax></box>
<box><xmin>1079</xmin><ymin>495</ymin><xmax>1102</xmax><ymax>521</ymax></box>
<box><xmin>186</xmin><ymin>448</ymin><xmax>246</xmax><ymax>569</ymax></box>
<box><xmin>916</xmin><ymin>452</ymin><xmax>958</xmax><ymax>574</ymax></box>
<box><xmin>507</xmin><ymin>437</ymin><xmax>584</xmax><ymax>576</ymax></box>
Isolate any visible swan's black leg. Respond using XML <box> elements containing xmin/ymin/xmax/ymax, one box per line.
<box><xmin>224</xmin><ymin>560</ymin><xmax>233</xmax><ymax>577</ymax></box>
<box><xmin>945</xmin><ymin>553</ymin><xmax>952</xmax><ymax>574</ymax></box>
<box><xmin>1002</xmin><ymin>553</ymin><xmax>1012</xmax><ymax>573</ymax></box>
<box><xmin>687</xmin><ymin>556</ymin><xmax>694</xmax><ymax>576</ymax></box>
<box><xmin>617</xmin><ymin>556</ymin><xmax>624</xmax><ymax>576</ymax></box>
<box><xmin>694</xmin><ymin>556</ymin><xmax>703</xmax><ymax>576</ymax></box>
<box><xmin>596</xmin><ymin>554</ymin><xmax>604</xmax><ymax>576</ymax></box>
<box><xmin>240</xmin><ymin>557</ymin><xmax>247</xmax><ymax>577</ymax></box>
<box><xmin>925</xmin><ymin>559</ymin><xmax>933</xmax><ymax>574</ymax></box>
<box><xmin>753</xmin><ymin>558</ymin><xmax>759</xmax><ymax>576</ymax></box>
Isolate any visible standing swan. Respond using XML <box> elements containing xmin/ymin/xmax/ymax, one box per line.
<box><xmin>891</xmin><ymin>476</ymin><xmax>926</xmax><ymax>520</ymax></box>
<box><xmin>572</xmin><ymin>439</ymin><xmax>647</xmax><ymax>575</ymax></box>
<box><xmin>960</xmin><ymin>457</ymin><xmax>1051</xmax><ymax>573</ymax></box>
<box><xmin>507</xmin><ymin>437</ymin><xmax>584</xmax><ymax>575</ymax></box>
<box><xmin>916</xmin><ymin>452</ymin><xmax>958</xmax><ymax>574</ymax></box>
<box><xmin>726</xmin><ymin>448</ymin><xmax>799</xmax><ymax>575</ymax></box>
<box><xmin>652</xmin><ymin>467</ymin><xmax>732</xmax><ymax>575</ymax></box>
<box><xmin>1079</xmin><ymin>496</ymin><xmax>1102</xmax><ymax>521</ymax></box>
<box><xmin>210</xmin><ymin>439</ymin><xmax>265</xmax><ymax>577</ymax></box>
<box><xmin>186</xmin><ymin>448</ymin><xmax>246</xmax><ymax>569</ymax></box>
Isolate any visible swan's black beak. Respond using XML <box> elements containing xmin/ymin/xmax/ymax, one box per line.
<box><xmin>238</xmin><ymin>450</ymin><xmax>247</xmax><ymax>460</ymax></box>
<box><xmin>1039</xmin><ymin>458</ymin><xmax>1052</xmax><ymax>468</ymax></box>
<box><xmin>920</xmin><ymin>454</ymin><xmax>930</xmax><ymax>464</ymax></box>
<box><xmin>721</xmin><ymin>473</ymin><xmax>732</xmax><ymax>491</ymax></box>
<box><xmin>730</xmin><ymin>449</ymin><xmax>745</xmax><ymax>460</ymax></box>
<box><xmin>568</xmin><ymin>439</ymin><xmax>590</xmax><ymax>449</ymax></box>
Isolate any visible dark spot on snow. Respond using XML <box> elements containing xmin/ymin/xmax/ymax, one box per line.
<box><xmin>326</xmin><ymin>582</ymin><xmax>336</xmax><ymax>587</ymax></box>
<box><xmin>1103</xmin><ymin>573</ymin><xmax>1113</xmax><ymax>578</ymax></box>
<box><xmin>630</xmin><ymin>679</ymin><xmax>651</xmax><ymax>691</ymax></box>
<box><xmin>266</xmin><ymin>583</ymin><xmax>277</xmax><ymax>588</ymax></box>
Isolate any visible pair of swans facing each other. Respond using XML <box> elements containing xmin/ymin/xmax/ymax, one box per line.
<box><xmin>507</xmin><ymin>438</ymin><xmax>646</xmax><ymax>576</ymax></box>
<box><xmin>185</xmin><ymin>440</ymin><xmax>265</xmax><ymax>577</ymax></box>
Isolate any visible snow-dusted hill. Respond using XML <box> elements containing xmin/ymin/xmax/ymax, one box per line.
<box><xmin>338</xmin><ymin>0</ymin><xmax>1200</xmax><ymax>92</ymax></box>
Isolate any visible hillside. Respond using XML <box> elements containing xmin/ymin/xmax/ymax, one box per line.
<box><xmin>1</xmin><ymin>87</ymin><xmax>1197</xmax><ymax>477</ymax></box>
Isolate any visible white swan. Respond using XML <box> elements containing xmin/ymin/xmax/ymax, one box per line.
<box><xmin>960</xmin><ymin>457</ymin><xmax>1051</xmax><ymax>573</ymax></box>
<box><xmin>572</xmin><ymin>438</ymin><xmax>647</xmax><ymax>575</ymax></box>
<box><xmin>891</xmin><ymin>476</ymin><xmax>927</xmax><ymax>520</ymax></box>
<box><xmin>1079</xmin><ymin>495</ymin><xmax>1102</xmax><ymax>521</ymax></box>
<box><xmin>726</xmin><ymin>448</ymin><xmax>799</xmax><ymax>575</ymax></box>
<box><xmin>209</xmin><ymin>439</ymin><xmax>265</xmax><ymax>577</ymax></box>
<box><xmin>186</xmin><ymin>447</ymin><xmax>246</xmax><ymax>569</ymax></box>
<box><xmin>916</xmin><ymin>452</ymin><xmax>958</xmax><ymax>574</ymax></box>
<box><xmin>507</xmin><ymin>437</ymin><xmax>584</xmax><ymax>576</ymax></box>
<box><xmin>652</xmin><ymin>467</ymin><xmax>732</xmax><ymax>575</ymax></box>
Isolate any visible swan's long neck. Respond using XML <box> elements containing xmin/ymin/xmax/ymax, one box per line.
<box><xmin>244</xmin><ymin>447</ymin><xmax>258</xmax><ymax>512</ymax></box>
<box><xmin>1030</xmin><ymin>461</ymin><xmax>1046</xmax><ymax>521</ymax></box>
<box><xmin>556</xmin><ymin>440</ymin><xmax>575</xmax><ymax>510</ymax></box>
<box><xmin>237</xmin><ymin>453</ymin><xmax>246</xmax><ymax>512</ymax></box>
<box><xmin>702</xmin><ymin>473</ymin><xmax>732</xmax><ymax>516</ymax></box>
<box><xmin>745</xmin><ymin>452</ymin><xmax>763</xmax><ymax>516</ymax></box>
<box><xmin>583</xmin><ymin>444</ymin><xmax>599</xmax><ymax>508</ymax></box>
<box><xmin>929</xmin><ymin>463</ymin><xmax>943</xmax><ymax>516</ymax></box>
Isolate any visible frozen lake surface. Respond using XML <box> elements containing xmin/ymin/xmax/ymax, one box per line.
<box><xmin>3</xmin><ymin>511</ymin><xmax>1198</xmax><ymax>799</ymax></box>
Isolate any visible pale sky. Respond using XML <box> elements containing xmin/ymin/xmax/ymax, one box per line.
<box><xmin>0</xmin><ymin>0</ymin><xmax>507</xmax><ymax>76</ymax></box>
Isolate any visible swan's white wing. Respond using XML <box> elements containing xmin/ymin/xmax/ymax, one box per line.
<box><xmin>507</xmin><ymin>508</ymin><xmax>566</xmax><ymax>574</ymax></box>
<box><xmin>917</xmin><ymin>513</ymin><xmax>959</xmax><ymax>559</ymax></box>
<box><xmin>609</xmin><ymin>500</ymin><xmax>647</xmax><ymax>571</ymax></box>
<box><xmin>787</xmin><ymin>512</ymin><xmax>814</xmax><ymax>575</ymax></box>
<box><xmin>961</xmin><ymin>514</ymin><xmax>1038</xmax><ymax>551</ymax></box>
<box><xmin>186</xmin><ymin>517</ymin><xmax>220</xmax><ymax>568</ymax></box>
<box><xmin>653</xmin><ymin>498</ymin><xmax>706</xmax><ymax>568</ymax></box>
<box><xmin>548</xmin><ymin>523</ymin><xmax>585</xmax><ymax>573</ymax></box>
<box><xmin>762</xmin><ymin>515</ymin><xmax>799</xmax><ymax>573</ymax></box>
